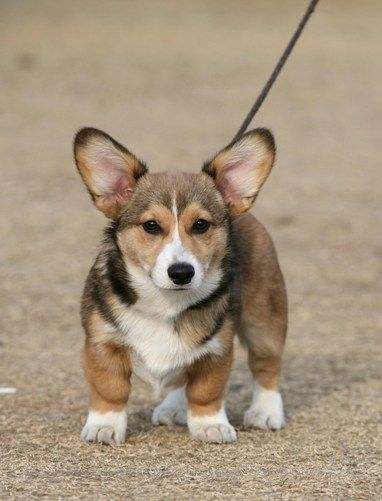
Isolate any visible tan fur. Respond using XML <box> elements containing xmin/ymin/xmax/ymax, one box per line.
<box><xmin>179</xmin><ymin>202</ymin><xmax>229</xmax><ymax>270</ymax></box>
<box><xmin>74</xmin><ymin>127</ymin><xmax>287</xmax><ymax>441</ymax></box>
<box><xmin>117</xmin><ymin>200</ymin><xmax>228</xmax><ymax>276</ymax></box>
<box><xmin>234</xmin><ymin>214</ymin><xmax>287</xmax><ymax>390</ymax></box>
<box><xmin>186</xmin><ymin>330</ymin><xmax>234</xmax><ymax>417</ymax></box>
<box><xmin>83</xmin><ymin>337</ymin><xmax>131</xmax><ymax>413</ymax></box>
<box><xmin>118</xmin><ymin>204</ymin><xmax>175</xmax><ymax>268</ymax></box>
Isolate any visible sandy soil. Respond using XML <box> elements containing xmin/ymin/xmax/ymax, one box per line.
<box><xmin>1</xmin><ymin>1</ymin><xmax>381</xmax><ymax>498</ymax></box>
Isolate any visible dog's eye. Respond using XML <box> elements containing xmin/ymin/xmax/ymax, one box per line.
<box><xmin>142</xmin><ymin>220</ymin><xmax>161</xmax><ymax>234</ymax></box>
<box><xmin>192</xmin><ymin>219</ymin><xmax>210</xmax><ymax>234</ymax></box>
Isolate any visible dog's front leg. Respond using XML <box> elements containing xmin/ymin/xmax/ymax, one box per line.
<box><xmin>81</xmin><ymin>342</ymin><xmax>131</xmax><ymax>445</ymax></box>
<box><xmin>186</xmin><ymin>348</ymin><xmax>236</xmax><ymax>443</ymax></box>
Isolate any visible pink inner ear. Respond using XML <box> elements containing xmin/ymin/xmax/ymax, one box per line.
<box><xmin>218</xmin><ymin>173</ymin><xmax>240</xmax><ymax>204</ymax></box>
<box><xmin>95</xmin><ymin>157</ymin><xmax>134</xmax><ymax>202</ymax></box>
<box><xmin>219</xmin><ymin>157</ymin><xmax>254</xmax><ymax>203</ymax></box>
<box><xmin>113</xmin><ymin>175</ymin><xmax>133</xmax><ymax>202</ymax></box>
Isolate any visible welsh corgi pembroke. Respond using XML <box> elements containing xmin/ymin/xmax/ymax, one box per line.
<box><xmin>73</xmin><ymin>127</ymin><xmax>287</xmax><ymax>445</ymax></box>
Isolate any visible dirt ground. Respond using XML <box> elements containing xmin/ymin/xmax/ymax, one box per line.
<box><xmin>1</xmin><ymin>0</ymin><xmax>381</xmax><ymax>498</ymax></box>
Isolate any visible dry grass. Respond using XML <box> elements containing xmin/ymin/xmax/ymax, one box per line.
<box><xmin>1</xmin><ymin>0</ymin><xmax>381</xmax><ymax>498</ymax></box>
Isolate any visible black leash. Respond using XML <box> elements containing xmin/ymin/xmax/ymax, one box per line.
<box><xmin>233</xmin><ymin>0</ymin><xmax>320</xmax><ymax>142</ymax></box>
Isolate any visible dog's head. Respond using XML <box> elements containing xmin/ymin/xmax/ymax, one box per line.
<box><xmin>74</xmin><ymin>127</ymin><xmax>275</xmax><ymax>292</ymax></box>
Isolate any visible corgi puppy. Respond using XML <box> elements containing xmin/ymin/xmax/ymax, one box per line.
<box><xmin>73</xmin><ymin>127</ymin><xmax>287</xmax><ymax>445</ymax></box>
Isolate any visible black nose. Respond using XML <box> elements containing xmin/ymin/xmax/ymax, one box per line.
<box><xmin>167</xmin><ymin>262</ymin><xmax>195</xmax><ymax>285</ymax></box>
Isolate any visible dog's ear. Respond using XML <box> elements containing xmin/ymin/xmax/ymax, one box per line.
<box><xmin>73</xmin><ymin>128</ymin><xmax>148</xmax><ymax>219</ymax></box>
<box><xmin>203</xmin><ymin>129</ymin><xmax>275</xmax><ymax>216</ymax></box>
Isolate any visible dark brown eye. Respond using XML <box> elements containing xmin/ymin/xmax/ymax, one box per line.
<box><xmin>192</xmin><ymin>219</ymin><xmax>210</xmax><ymax>234</ymax></box>
<box><xmin>142</xmin><ymin>220</ymin><xmax>161</xmax><ymax>234</ymax></box>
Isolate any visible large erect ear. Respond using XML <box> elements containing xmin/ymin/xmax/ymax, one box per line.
<box><xmin>73</xmin><ymin>128</ymin><xmax>148</xmax><ymax>219</ymax></box>
<box><xmin>203</xmin><ymin>129</ymin><xmax>275</xmax><ymax>216</ymax></box>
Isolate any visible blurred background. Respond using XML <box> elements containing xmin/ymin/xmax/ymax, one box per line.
<box><xmin>1</xmin><ymin>1</ymin><xmax>380</xmax><ymax>498</ymax></box>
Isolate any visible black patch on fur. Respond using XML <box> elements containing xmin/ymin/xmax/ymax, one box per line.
<box><xmin>86</xmin><ymin>268</ymin><xmax>118</xmax><ymax>328</ymax></box>
<box><xmin>85</xmin><ymin>223</ymin><xmax>138</xmax><ymax>328</ymax></box>
<box><xmin>103</xmin><ymin>224</ymin><xmax>138</xmax><ymax>308</ymax></box>
<box><xmin>106</xmin><ymin>248</ymin><xmax>138</xmax><ymax>307</ymax></box>
<box><xmin>103</xmin><ymin>220</ymin><xmax>119</xmax><ymax>245</ymax></box>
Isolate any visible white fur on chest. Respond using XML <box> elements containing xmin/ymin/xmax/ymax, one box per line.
<box><xmin>108</xmin><ymin>259</ymin><xmax>224</xmax><ymax>389</ymax></box>
<box><xmin>115</xmin><ymin>301</ymin><xmax>221</xmax><ymax>381</ymax></box>
<box><xmin>131</xmin><ymin>350</ymin><xmax>184</xmax><ymax>396</ymax></box>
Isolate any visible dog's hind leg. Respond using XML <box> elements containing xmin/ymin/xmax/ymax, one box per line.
<box><xmin>239</xmin><ymin>277</ymin><xmax>287</xmax><ymax>430</ymax></box>
<box><xmin>152</xmin><ymin>387</ymin><xmax>187</xmax><ymax>426</ymax></box>
<box><xmin>244</xmin><ymin>349</ymin><xmax>285</xmax><ymax>430</ymax></box>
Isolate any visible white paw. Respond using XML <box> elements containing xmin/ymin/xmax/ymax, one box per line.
<box><xmin>191</xmin><ymin>423</ymin><xmax>237</xmax><ymax>443</ymax></box>
<box><xmin>152</xmin><ymin>387</ymin><xmax>187</xmax><ymax>426</ymax></box>
<box><xmin>152</xmin><ymin>405</ymin><xmax>187</xmax><ymax>426</ymax></box>
<box><xmin>244</xmin><ymin>383</ymin><xmax>285</xmax><ymax>430</ymax></box>
<box><xmin>188</xmin><ymin>406</ymin><xmax>237</xmax><ymax>443</ymax></box>
<box><xmin>81</xmin><ymin>409</ymin><xmax>127</xmax><ymax>445</ymax></box>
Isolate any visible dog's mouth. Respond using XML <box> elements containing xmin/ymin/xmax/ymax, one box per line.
<box><xmin>157</xmin><ymin>284</ymin><xmax>192</xmax><ymax>292</ymax></box>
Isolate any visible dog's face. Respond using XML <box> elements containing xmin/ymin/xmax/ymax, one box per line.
<box><xmin>116</xmin><ymin>172</ymin><xmax>229</xmax><ymax>291</ymax></box>
<box><xmin>74</xmin><ymin>128</ymin><xmax>275</xmax><ymax>292</ymax></box>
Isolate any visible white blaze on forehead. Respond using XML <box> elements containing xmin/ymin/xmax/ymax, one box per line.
<box><xmin>151</xmin><ymin>195</ymin><xmax>204</xmax><ymax>289</ymax></box>
<box><xmin>169</xmin><ymin>197</ymin><xmax>183</xmax><ymax>257</ymax></box>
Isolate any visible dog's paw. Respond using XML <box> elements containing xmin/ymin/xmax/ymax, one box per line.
<box><xmin>152</xmin><ymin>404</ymin><xmax>187</xmax><ymax>426</ymax></box>
<box><xmin>190</xmin><ymin>423</ymin><xmax>237</xmax><ymax>443</ymax></box>
<box><xmin>81</xmin><ymin>409</ymin><xmax>127</xmax><ymax>445</ymax></box>
<box><xmin>244</xmin><ymin>385</ymin><xmax>285</xmax><ymax>430</ymax></box>
<box><xmin>188</xmin><ymin>407</ymin><xmax>237</xmax><ymax>443</ymax></box>
<box><xmin>152</xmin><ymin>387</ymin><xmax>187</xmax><ymax>426</ymax></box>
